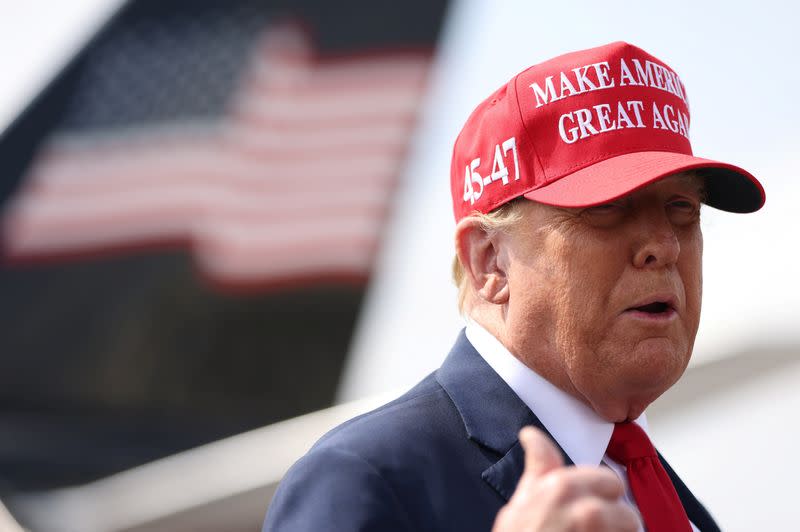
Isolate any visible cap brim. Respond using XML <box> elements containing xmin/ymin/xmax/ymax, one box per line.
<box><xmin>522</xmin><ymin>151</ymin><xmax>765</xmax><ymax>213</ymax></box>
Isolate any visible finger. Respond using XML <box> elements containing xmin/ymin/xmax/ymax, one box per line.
<box><xmin>519</xmin><ymin>426</ymin><xmax>564</xmax><ymax>479</ymax></box>
<box><xmin>569</xmin><ymin>497</ymin><xmax>641</xmax><ymax>532</ymax></box>
<box><xmin>556</xmin><ymin>466</ymin><xmax>625</xmax><ymax>501</ymax></box>
<box><xmin>612</xmin><ymin>499</ymin><xmax>642</xmax><ymax>532</ymax></box>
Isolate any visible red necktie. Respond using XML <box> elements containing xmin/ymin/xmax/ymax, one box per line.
<box><xmin>606</xmin><ymin>422</ymin><xmax>692</xmax><ymax>532</ymax></box>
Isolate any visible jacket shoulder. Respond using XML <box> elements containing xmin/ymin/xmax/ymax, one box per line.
<box><xmin>264</xmin><ymin>373</ymin><xmax>467</xmax><ymax>531</ymax></box>
<box><xmin>314</xmin><ymin>373</ymin><xmax>457</xmax><ymax>453</ymax></box>
<box><xmin>264</xmin><ymin>442</ymin><xmax>416</xmax><ymax>531</ymax></box>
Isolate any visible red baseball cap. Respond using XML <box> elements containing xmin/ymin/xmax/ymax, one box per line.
<box><xmin>450</xmin><ymin>41</ymin><xmax>765</xmax><ymax>222</ymax></box>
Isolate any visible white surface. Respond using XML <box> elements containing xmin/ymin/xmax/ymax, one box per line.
<box><xmin>0</xmin><ymin>500</ymin><xmax>24</xmax><ymax>532</ymax></box>
<box><xmin>650</xmin><ymin>356</ymin><xmax>800</xmax><ymax>531</ymax></box>
<box><xmin>340</xmin><ymin>0</ymin><xmax>800</xmax><ymax>397</ymax></box>
<box><xmin>0</xmin><ymin>0</ymin><xmax>126</xmax><ymax>135</ymax></box>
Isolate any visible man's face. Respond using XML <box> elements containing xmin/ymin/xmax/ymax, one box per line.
<box><xmin>501</xmin><ymin>173</ymin><xmax>704</xmax><ymax>421</ymax></box>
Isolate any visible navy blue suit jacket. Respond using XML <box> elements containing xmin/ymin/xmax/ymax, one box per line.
<box><xmin>264</xmin><ymin>331</ymin><xmax>720</xmax><ymax>531</ymax></box>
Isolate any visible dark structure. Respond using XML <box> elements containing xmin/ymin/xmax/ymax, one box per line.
<box><xmin>0</xmin><ymin>0</ymin><xmax>448</xmax><ymax>494</ymax></box>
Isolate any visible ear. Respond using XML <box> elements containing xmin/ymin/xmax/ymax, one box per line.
<box><xmin>454</xmin><ymin>218</ymin><xmax>510</xmax><ymax>305</ymax></box>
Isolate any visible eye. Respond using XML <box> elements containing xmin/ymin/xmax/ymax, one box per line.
<box><xmin>586</xmin><ymin>204</ymin><xmax>619</xmax><ymax>214</ymax></box>
<box><xmin>580</xmin><ymin>201</ymin><xmax>626</xmax><ymax>227</ymax></box>
<box><xmin>667</xmin><ymin>197</ymin><xmax>701</xmax><ymax>225</ymax></box>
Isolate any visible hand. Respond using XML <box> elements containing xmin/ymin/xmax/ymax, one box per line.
<box><xmin>492</xmin><ymin>427</ymin><xmax>641</xmax><ymax>532</ymax></box>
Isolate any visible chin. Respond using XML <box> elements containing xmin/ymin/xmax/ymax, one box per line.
<box><xmin>587</xmin><ymin>393</ymin><xmax>653</xmax><ymax>423</ymax></box>
<box><xmin>586</xmin><ymin>401</ymin><xmax>638</xmax><ymax>423</ymax></box>
<box><xmin>629</xmin><ymin>341</ymin><xmax>691</xmax><ymax>387</ymax></box>
<box><xmin>570</xmin><ymin>338</ymin><xmax>694</xmax><ymax>421</ymax></box>
<box><xmin>581</xmin><ymin>365</ymin><xmax>687</xmax><ymax>423</ymax></box>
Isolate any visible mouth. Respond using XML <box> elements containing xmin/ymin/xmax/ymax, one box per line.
<box><xmin>623</xmin><ymin>296</ymin><xmax>677</xmax><ymax>321</ymax></box>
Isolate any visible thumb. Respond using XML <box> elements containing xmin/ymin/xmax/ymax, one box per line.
<box><xmin>519</xmin><ymin>426</ymin><xmax>564</xmax><ymax>479</ymax></box>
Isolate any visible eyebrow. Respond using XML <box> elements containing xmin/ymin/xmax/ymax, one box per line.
<box><xmin>671</xmin><ymin>171</ymin><xmax>707</xmax><ymax>201</ymax></box>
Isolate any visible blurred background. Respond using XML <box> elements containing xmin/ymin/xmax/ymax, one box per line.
<box><xmin>0</xmin><ymin>1</ymin><xmax>797</xmax><ymax>531</ymax></box>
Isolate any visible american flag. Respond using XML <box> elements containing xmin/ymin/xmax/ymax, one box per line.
<box><xmin>1</xmin><ymin>13</ymin><xmax>431</xmax><ymax>291</ymax></box>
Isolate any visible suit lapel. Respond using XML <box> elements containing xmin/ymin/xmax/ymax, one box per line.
<box><xmin>435</xmin><ymin>330</ymin><xmax>572</xmax><ymax>502</ymax></box>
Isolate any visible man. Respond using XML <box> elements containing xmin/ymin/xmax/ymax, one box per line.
<box><xmin>264</xmin><ymin>42</ymin><xmax>764</xmax><ymax>531</ymax></box>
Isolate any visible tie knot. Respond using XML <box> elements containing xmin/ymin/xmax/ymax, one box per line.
<box><xmin>606</xmin><ymin>422</ymin><xmax>656</xmax><ymax>464</ymax></box>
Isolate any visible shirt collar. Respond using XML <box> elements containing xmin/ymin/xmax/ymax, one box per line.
<box><xmin>464</xmin><ymin>319</ymin><xmax>648</xmax><ymax>467</ymax></box>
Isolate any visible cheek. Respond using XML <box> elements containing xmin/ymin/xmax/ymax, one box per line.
<box><xmin>507</xmin><ymin>240</ymin><xmax>578</xmax><ymax>353</ymax></box>
<box><xmin>681</xmin><ymin>230</ymin><xmax>704</xmax><ymax>325</ymax></box>
<box><xmin>508</xmin><ymin>231</ymin><xmax>626</xmax><ymax>364</ymax></box>
<box><xmin>549</xmin><ymin>245</ymin><xmax>622</xmax><ymax>352</ymax></box>
<box><xmin>696</xmin><ymin>230</ymin><xmax>704</xmax><ymax>298</ymax></box>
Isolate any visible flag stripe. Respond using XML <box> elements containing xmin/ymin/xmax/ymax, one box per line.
<box><xmin>2</xmin><ymin>23</ymin><xmax>431</xmax><ymax>288</ymax></box>
<box><xmin>25</xmin><ymin>147</ymin><xmax>399</xmax><ymax>193</ymax></box>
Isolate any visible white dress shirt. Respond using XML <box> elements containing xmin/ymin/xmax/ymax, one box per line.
<box><xmin>465</xmin><ymin>320</ymin><xmax>699</xmax><ymax>532</ymax></box>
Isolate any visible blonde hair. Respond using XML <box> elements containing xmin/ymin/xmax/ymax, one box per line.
<box><xmin>452</xmin><ymin>198</ymin><xmax>526</xmax><ymax>313</ymax></box>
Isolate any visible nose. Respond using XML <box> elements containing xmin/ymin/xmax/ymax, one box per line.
<box><xmin>632</xmin><ymin>209</ymin><xmax>680</xmax><ymax>269</ymax></box>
